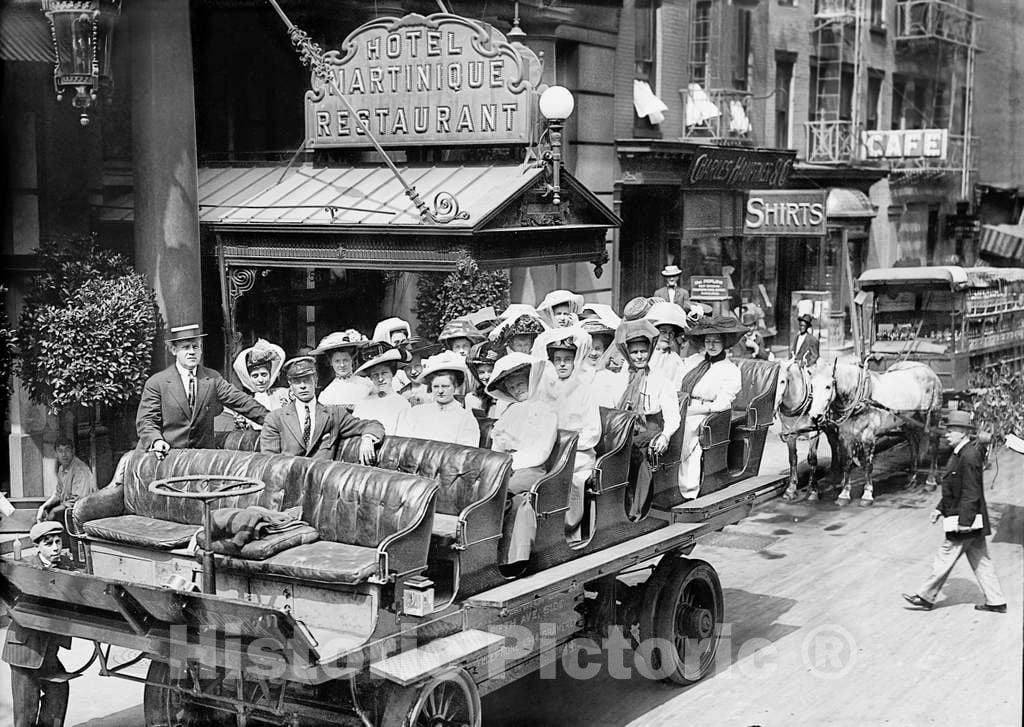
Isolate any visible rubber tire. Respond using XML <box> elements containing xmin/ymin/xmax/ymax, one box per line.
<box><xmin>652</xmin><ymin>559</ymin><xmax>724</xmax><ymax>685</ymax></box>
<box><xmin>636</xmin><ymin>554</ymin><xmax>683</xmax><ymax>650</ymax></box>
<box><xmin>378</xmin><ymin>668</ymin><xmax>481</xmax><ymax>727</ymax></box>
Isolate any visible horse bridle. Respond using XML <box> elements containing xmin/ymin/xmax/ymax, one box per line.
<box><xmin>829</xmin><ymin>362</ymin><xmax>871</xmax><ymax>424</ymax></box>
<box><xmin>779</xmin><ymin>363</ymin><xmax>812</xmax><ymax>418</ymax></box>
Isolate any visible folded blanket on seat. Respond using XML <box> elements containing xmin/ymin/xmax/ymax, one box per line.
<box><xmin>197</xmin><ymin>505</ymin><xmax>309</xmax><ymax>553</ymax></box>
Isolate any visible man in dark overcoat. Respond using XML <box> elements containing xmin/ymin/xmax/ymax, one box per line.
<box><xmin>903</xmin><ymin>411</ymin><xmax>1006</xmax><ymax>612</ymax></box>
<box><xmin>136</xmin><ymin>323</ymin><xmax>267</xmax><ymax>456</ymax></box>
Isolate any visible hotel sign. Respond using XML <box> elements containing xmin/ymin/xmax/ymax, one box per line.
<box><xmin>861</xmin><ymin>129</ymin><xmax>948</xmax><ymax>160</ymax></box>
<box><xmin>744</xmin><ymin>190</ymin><xmax>827</xmax><ymax>237</ymax></box>
<box><xmin>304</xmin><ymin>13</ymin><xmax>535</xmax><ymax>148</ymax></box>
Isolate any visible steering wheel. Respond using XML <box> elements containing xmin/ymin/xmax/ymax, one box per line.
<box><xmin>148</xmin><ymin>475</ymin><xmax>265</xmax><ymax>593</ymax></box>
<box><xmin>148</xmin><ymin>475</ymin><xmax>265</xmax><ymax>500</ymax></box>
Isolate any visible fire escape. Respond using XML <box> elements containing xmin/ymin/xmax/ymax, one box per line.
<box><xmin>804</xmin><ymin>0</ymin><xmax>867</xmax><ymax>164</ymax></box>
<box><xmin>680</xmin><ymin>0</ymin><xmax>755</xmax><ymax>146</ymax></box>
<box><xmin>893</xmin><ymin>0</ymin><xmax>980</xmax><ymax>199</ymax></box>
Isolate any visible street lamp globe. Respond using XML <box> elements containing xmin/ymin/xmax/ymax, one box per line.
<box><xmin>539</xmin><ymin>85</ymin><xmax>575</xmax><ymax>121</ymax></box>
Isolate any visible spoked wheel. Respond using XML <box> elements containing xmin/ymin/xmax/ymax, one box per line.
<box><xmin>143</xmin><ymin>660</ymin><xmax>239</xmax><ymax>727</ymax></box>
<box><xmin>379</xmin><ymin>668</ymin><xmax>481</xmax><ymax>727</ymax></box>
<box><xmin>644</xmin><ymin>559</ymin><xmax>724</xmax><ymax>685</ymax></box>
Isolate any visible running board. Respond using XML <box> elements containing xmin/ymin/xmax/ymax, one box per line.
<box><xmin>648</xmin><ymin>474</ymin><xmax>787</xmax><ymax>524</ymax></box>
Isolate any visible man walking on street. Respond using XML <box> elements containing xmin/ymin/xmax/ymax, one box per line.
<box><xmin>903</xmin><ymin>410</ymin><xmax>1006</xmax><ymax>613</ymax></box>
<box><xmin>136</xmin><ymin>323</ymin><xmax>268</xmax><ymax>456</ymax></box>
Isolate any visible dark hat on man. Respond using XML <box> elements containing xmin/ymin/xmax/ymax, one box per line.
<box><xmin>30</xmin><ymin>520</ymin><xmax>64</xmax><ymax>543</ymax></box>
<box><xmin>283</xmin><ymin>356</ymin><xmax>317</xmax><ymax>381</ymax></box>
<box><xmin>942</xmin><ymin>410</ymin><xmax>975</xmax><ymax>431</ymax></box>
<box><xmin>166</xmin><ymin>323</ymin><xmax>206</xmax><ymax>344</ymax></box>
<box><xmin>797</xmin><ymin>313</ymin><xmax>815</xmax><ymax>326</ymax></box>
<box><xmin>685</xmin><ymin>315</ymin><xmax>748</xmax><ymax>347</ymax></box>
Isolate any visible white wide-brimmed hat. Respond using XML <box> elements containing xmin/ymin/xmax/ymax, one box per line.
<box><xmin>417</xmin><ymin>350</ymin><xmax>471</xmax><ymax>385</ymax></box>
<box><xmin>661</xmin><ymin>265</ymin><xmax>683</xmax><ymax>277</ymax></box>
<box><xmin>354</xmin><ymin>346</ymin><xmax>404</xmax><ymax>376</ymax></box>
<box><xmin>311</xmin><ymin>330</ymin><xmax>366</xmax><ymax>355</ymax></box>
<box><xmin>372</xmin><ymin>317</ymin><xmax>411</xmax><ymax>344</ymax></box>
<box><xmin>647</xmin><ymin>301</ymin><xmax>690</xmax><ymax>332</ymax></box>
<box><xmin>232</xmin><ymin>339</ymin><xmax>286</xmax><ymax>393</ymax></box>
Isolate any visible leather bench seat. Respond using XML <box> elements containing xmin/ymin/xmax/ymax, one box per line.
<box><xmin>215</xmin><ymin>541</ymin><xmax>379</xmax><ymax>584</ymax></box>
<box><xmin>83</xmin><ymin>515</ymin><xmax>197</xmax><ymax>549</ymax></box>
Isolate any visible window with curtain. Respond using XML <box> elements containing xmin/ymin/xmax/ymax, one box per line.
<box><xmin>866</xmin><ymin>71</ymin><xmax>883</xmax><ymax>130</ymax></box>
<box><xmin>690</xmin><ymin>0</ymin><xmax>712</xmax><ymax>87</ymax></box>
<box><xmin>635</xmin><ymin>0</ymin><xmax>657</xmax><ymax>86</ymax></box>
<box><xmin>775</xmin><ymin>57</ymin><xmax>794</xmax><ymax>148</ymax></box>
<box><xmin>891</xmin><ymin>74</ymin><xmax>907</xmax><ymax>129</ymax></box>
<box><xmin>870</xmin><ymin>0</ymin><xmax>885</xmax><ymax>27</ymax></box>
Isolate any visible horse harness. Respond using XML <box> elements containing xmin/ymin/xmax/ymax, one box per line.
<box><xmin>829</xmin><ymin>363</ymin><xmax>872</xmax><ymax>424</ymax></box>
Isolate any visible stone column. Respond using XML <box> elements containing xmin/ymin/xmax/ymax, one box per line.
<box><xmin>129</xmin><ymin>0</ymin><xmax>202</xmax><ymax>370</ymax></box>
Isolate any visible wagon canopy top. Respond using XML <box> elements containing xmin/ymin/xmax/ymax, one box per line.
<box><xmin>858</xmin><ymin>266</ymin><xmax>1024</xmax><ymax>292</ymax></box>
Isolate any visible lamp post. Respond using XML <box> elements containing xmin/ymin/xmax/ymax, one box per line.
<box><xmin>41</xmin><ymin>0</ymin><xmax>121</xmax><ymax>126</ymax></box>
<box><xmin>538</xmin><ymin>85</ymin><xmax>575</xmax><ymax>206</ymax></box>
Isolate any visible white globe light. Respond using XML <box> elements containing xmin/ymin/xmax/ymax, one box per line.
<box><xmin>539</xmin><ymin>85</ymin><xmax>575</xmax><ymax>120</ymax></box>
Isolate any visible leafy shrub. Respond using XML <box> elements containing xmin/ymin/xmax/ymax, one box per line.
<box><xmin>0</xmin><ymin>286</ymin><xmax>13</xmax><ymax>403</ymax></box>
<box><xmin>16</xmin><ymin>237</ymin><xmax>157</xmax><ymax>414</ymax></box>
<box><xmin>414</xmin><ymin>254</ymin><xmax>510</xmax><ymax>340</ymax></box>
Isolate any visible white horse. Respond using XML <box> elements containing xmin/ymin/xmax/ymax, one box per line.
<box><xmin>808</xmin><ymin>360</ymin><xmax>942</xmax><ymax>505</ymax></box>
<box><xmin>776</xmin><ymin>359</ymin><xmax>839</xmax><ymax>501</ymax></box>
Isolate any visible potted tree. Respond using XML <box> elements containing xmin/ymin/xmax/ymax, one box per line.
<box><xmin>15</xmin><ymin>237</ymin><xmax>158</xmax><ymax>474</ymax></box>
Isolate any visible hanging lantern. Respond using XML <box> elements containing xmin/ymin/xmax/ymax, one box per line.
<box><xmin>40</xmin><ymin>0</ymin><xmax>121</xmax><ymax>126</ymax></box>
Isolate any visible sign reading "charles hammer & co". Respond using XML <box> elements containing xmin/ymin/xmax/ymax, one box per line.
<box><xmin>304</xmin><ymin>13</ymin><xmax>535</xmax><ymax>148</ymax></box>
<box><xmin>744</xmin><ymin>190</ymin><xmax>827</xmax><ymax>236</ymax></box>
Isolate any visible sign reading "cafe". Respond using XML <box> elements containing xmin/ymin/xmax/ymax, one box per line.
<box><xmin>744</xmin><ymin>190</ymin><xmax>827</xmax><ymax>237</ymax></box>
<box><xmin>304</xmin><ymin>13</ymin><xmax>534</xmax><ymax>148</ymax></box>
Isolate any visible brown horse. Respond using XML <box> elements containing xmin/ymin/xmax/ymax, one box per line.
<box><xmin>808</xmin><ymin>360</ymin><xmax>942</xmax><ymax>506</ymax></box>
<box><xmin>777</xmin><ymin>360</ymin><xmax>839</xmax><ymax>501</ymax></box>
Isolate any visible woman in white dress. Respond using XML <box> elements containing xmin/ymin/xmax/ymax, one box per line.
<box><xmin>676</xmin><ymin>316</ymin><xmax>744</xmax><ymax>502</ymax></box>
<box><xmin>313</xmin><ymin>330</ymin><xmax>374</xmax><ymax>409</ymax></box>
<box><xmin>486</xmin><ymin>353</ymin><xmax>557</xmax><ymax>567</ymax></box>
<box><xmin>531</xmin><ymin>327</ymin><xmax>602</xmax><ymax>541</ymax></box>
<box><xmin>352</xmin><ymin>345</ymin><xmax>411</xmax><ymax>435</ymax></box>
<box><xmin>230</xmin><ymin>339</ymin><xmax>290</xmax><ymax>428</ymax></box>
<box><xmin>396</xmin><ymin>352</ymin><xmax>480</xmax><ymax>447</ymax></box>
<box><xmin>646</xmin><ymin>301</ymin><xmax>689</xmax><ymax>389</ymax></box>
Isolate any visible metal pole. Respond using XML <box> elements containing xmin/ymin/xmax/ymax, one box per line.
<box><xmin>202</xmin><ymin>499</ymin><xmax>216</xmax><ymax>594</ymax></box>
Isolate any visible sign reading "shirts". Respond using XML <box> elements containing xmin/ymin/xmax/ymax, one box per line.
<box><xmin>744</xmin><ymin>190</ymin><xmax>827</xmax><ymax>237</ymax></box>
<box><xmin>304</xmin><ymin>13</ymin><xmax>535</xmax><ymax>148</ymax></box>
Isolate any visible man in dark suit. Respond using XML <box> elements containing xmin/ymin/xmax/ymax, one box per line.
<box><xmin>4</xmin><ymin>521</ymin><xmax>76</xmax><ymax>727</ymax></box>
<box><xmin>652</xmin><ymin>264</ymin><xmax>690</xmax><ymax>309</ymax></box>
<box><xmin>790</xmin><ymin>313</ymin><xmax>820</xmax><ymax>367</ymax></box>
<box><xmin>136</xmin><ymin>324</ymin><xmax>268</xmax><ymax>457</ymax></box>
<box><xmin>260</xmin><ymin>356</ymin><xmax>384</xmax><ymax>463</ymax></box>
<box><xmin>903</xmin><ymin>411</ymin><xmax>1006</xmax><ymax>612</ymax></box>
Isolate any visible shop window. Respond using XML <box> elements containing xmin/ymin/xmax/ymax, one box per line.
<box><xmin>775</xmin><ymin>56</ymin><xmax>794</xmax><ymax>148</ymax></box>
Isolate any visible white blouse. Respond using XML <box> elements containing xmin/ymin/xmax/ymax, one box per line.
<box><xmin>491</xmin><ymin>400</ymin><xmax>558</xmax><ymax>470</ymax></box>
<box><xmin>538</xmin><ymin>378</ymin><xmax>602</xmax><ymax>453</ymax></box>
<box><xmin>319</xmin><ymin>376</ymin><xmax>374</xmax><ymax>409</ymax></box>
<box><xmin>397</xmin><ymin>400</ymin><xmax>481</xmax><ymax>447</ymax></box>
<box><xmin>679</xmin><ymin>354</ymin><xmax>742</xmax><ymax>415</ymax></box>
<box><xmin>352</xmin><ymin>391</ymin><xmax>411</xmax><ymax>435</ymax></box>
<box><xmin>650</xmin><ymin>349</ymin><xmax>686</xmax><ymax>390</ymax></box>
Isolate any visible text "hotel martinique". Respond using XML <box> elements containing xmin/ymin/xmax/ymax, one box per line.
<box><xmin>304</xmin><ymin>18</ymin><xmax>532</xmax><ymax>149</ymax></box>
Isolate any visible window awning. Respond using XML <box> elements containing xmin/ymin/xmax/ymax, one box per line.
<box><xmin>1</xmin><ymin>5</ymin><xmax>53</xmax><ymax>63</ymax></box>
<box><xmin>98</xmin><ymin>163</ymin><xmax>619</xmax><ymax>271</ymax></box>
<box><xmin>99</xmin><ymin>162</ymin><xmax>619</xmax><ymax>234</ymax></box>
<box><xmin>826</xmin><ymin>188</ymin><xmax>876</xmax><ymax>219</ymax></box>
<box><xmin>979</xmin><ymin>223</ymin><xmax>1024</xmax><ymax>261</ymax></box>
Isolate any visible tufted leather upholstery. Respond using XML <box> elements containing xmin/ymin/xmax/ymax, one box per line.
<box><xmin>732</xmin><ymin>359</ymin><xmax>781</xmax><ymax>429</ymax></box>
<box><xmin>336</xmin><ymin>436</ymin><xmax>511</xmax><ymax>551</ymax></box>
<box><xmin>592</xmin><ymin>407</ymin><xmax>641</xmax><ymax>494</ymax></box>
<box><xmin>74</xmin><ymin>449</ymin><xmax>439</xmax><ymax>584</ymax></box>
<box><xmin>217</xmin><ymin>429</ymin><xmax>261</xmax><ymax>452</ymax></box>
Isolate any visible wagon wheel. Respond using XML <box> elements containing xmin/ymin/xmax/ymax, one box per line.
<box><xmin>379</xmin><ymin>668</ymin><xmax>481</xmax><ymax>727</ymax></box>
<box><xmin>143</xmin><ymin>660</ymin><xmax>239</xmax><ymax>727</ymax></box>
<box><xmin>646</xmin><ymin>559</ymin><xmax>724</xmax><ymax>685</ymax></box>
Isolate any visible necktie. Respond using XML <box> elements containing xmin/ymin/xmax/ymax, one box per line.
<box><xmin>187</xmin><ymin>375</ymin><xmax>196</xmax><ymax>410</ymax></box>
<box><xmin>302</xmin><ymin>404</ymin><xmax>312</xmax><ymax>448</ymax></box>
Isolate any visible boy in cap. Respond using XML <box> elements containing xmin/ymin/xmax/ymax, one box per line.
<box><xmin>3</xmin><ymin>521</ymin><xmax>77</xmax><ymax>727</ymax></box>
<box><xmin>260</xmin><ymin>356</ymin><xmax>384</xmax><ymax>463</ymax></box>
<box><xmin>136</xmin><ymin>323</ymin><xmax>268</xmax><ymax>457</ymax></box>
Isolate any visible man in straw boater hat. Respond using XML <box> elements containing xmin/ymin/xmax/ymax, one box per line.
<box><xmin>903</xmin><ymin>410</ymin><xmax>1007</xmax><ymax>613</ymax></box>
<box><xmin>3</xmin><ymin>521</ymin><xmax>78</xmax><ymax>727</ymax></box>
<box><xmin>261</xmin><ymin>356</ymin><xmax>384</xmax><ymax>463</ymax></box>
<box><xmin>137</xmin><ymin>323</ymin><xmax>268</xmax><ymax>458</ymax></box>
<box><xmin>676</xmin><ymin>315</ymin><xmax>745</xmax><ymax>502</ymax></box>
<box><xmin>652</xmin><ymin>264</ymin><xmax>690</xmax><ymax>309</ymax></box>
